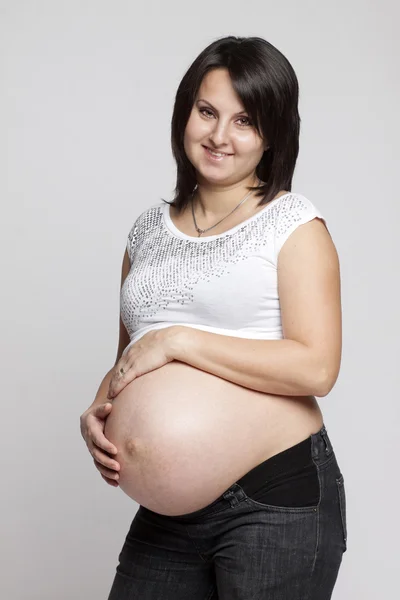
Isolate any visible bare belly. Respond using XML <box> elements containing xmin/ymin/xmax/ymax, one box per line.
<box><xmin>104</xmin><ymin>361</ymin><xmax>323</xmax><ymax>516</ymax></box>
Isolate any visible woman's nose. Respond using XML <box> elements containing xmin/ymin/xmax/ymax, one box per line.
<box><xmin>208</xmin><ymin>121</ymin><xmax>230</xmax><ymax>146</ymax></box>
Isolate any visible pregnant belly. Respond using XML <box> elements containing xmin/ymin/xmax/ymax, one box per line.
<box><xmin>104</xmin><ymin>361</ymin><xmax>323</xmax><ymax>516</ymax></box>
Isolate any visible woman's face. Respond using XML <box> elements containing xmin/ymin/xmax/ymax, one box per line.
<box><xmin>183</xmin><ymin>68</ymin><xmax>267</xmax><ymax>187</ymax></box>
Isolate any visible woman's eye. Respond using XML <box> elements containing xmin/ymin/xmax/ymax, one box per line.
<box><xmin>199</xmin><ymin>108</ymin><xmax>214</xmax><ymax>118</ymax></box>
<box><xmin>199</xmin><ymin>108</ymin><xmax>252</xmax><ymax>127</ymax></box>
<box><xmin>237</xmin><ymin>117</ymin><xmax>252</xmax><ymax>126</ymax></box>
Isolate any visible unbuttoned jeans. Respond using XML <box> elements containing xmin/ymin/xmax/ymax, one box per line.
<box><xmin>107</xmin><ymin>425</ymin><xmax>347</xmax><ymax>599</ymax></box>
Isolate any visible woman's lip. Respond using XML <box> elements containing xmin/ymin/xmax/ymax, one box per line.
<box><xmin>203</xmin><ymin>146</ymin><xmax>233</xmax><ymax>156</ymax></box>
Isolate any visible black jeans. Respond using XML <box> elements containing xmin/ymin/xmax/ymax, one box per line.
<box><xmin>107</xmin><ymin>424</ymin><xmax>347</xmax><ymax>599</ymax></box>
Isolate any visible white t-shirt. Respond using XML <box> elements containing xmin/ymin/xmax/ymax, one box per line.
<box><xmin>120</xmin><ymin>192</ymin><xmax>326</xmax><ymax>353</ymax></box>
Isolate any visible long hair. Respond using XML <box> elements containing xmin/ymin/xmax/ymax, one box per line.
<box><xmin>163</xmin><ymin>35</ymin><xmax>301</xmax><ymax>213</ymax></box>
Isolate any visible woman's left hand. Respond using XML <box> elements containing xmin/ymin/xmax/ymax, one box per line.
<box><xmin>107</xmin><ymin>327</ymin><xmax>181</xmax><ymax>399</ymax></box>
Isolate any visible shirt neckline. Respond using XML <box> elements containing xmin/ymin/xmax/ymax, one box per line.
<box><xmin>161</xmin><ymin>192</ymin><xmax>292</xmax><ymax>242</ymax></box>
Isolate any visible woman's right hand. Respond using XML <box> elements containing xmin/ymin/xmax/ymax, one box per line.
<box><xmin>80</xmin><ymin>402</ymin><xmax>120</xmax><ymax>487</ymax></box>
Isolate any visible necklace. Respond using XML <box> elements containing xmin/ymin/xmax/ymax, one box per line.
<box><xmin>191</xmin><ymin>178</ymin><xmax>261</xmax><ymax>237</ymax></box>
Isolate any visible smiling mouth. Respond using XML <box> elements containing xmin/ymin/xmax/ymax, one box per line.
<box><xmin>203</xmin><ymin>146</ymin><xmax>233</xmax><ymax>158</ymax></box>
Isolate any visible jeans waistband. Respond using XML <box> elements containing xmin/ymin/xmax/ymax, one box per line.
<box><xmin>164</xmin><ymin>424</ymin><xmax>333</xmax><ymax>522</ymax></box>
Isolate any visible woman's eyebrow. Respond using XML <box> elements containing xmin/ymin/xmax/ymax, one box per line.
<box><xmin>196</xmin><ymin>98</ymin><xmax>248</xmax><ymax>116</ymax></box>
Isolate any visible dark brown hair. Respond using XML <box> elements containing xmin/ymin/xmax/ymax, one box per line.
<box><xmin>163</xmin><ymin>35</ymin><xmax>301</xmax><ymax>213</ymax></box>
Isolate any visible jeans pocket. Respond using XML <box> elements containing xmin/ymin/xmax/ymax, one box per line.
<box><xmin>335</xmin><ymin>474</ymin><xmax>347</xmax><ymax>552</ymax></box>
<box><xmin>243</xmin><ymin>495</ymin><xmax>319</xmax><ymax>513</ymax></box>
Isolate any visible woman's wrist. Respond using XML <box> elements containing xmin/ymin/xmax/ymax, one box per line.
<box><xmin>163</xmin><ymin>325</ymin><xmax>190</xmax><ymax>361</ymax></box>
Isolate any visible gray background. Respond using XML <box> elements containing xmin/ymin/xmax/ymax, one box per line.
<box><xmin>1</xmin><ymin>1</ymin><xmax>399</xmax><ymax>598</ymax></box>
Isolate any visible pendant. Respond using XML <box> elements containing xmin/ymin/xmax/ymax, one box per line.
<box><xmin>197</xmin><ymin>229</ymin><xmax>204</xmax><ymax>237</ymax></box>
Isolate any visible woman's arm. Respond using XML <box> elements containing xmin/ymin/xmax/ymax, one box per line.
<box><xmin>169</xmin><ymin>217</ymin><xmax>342</xmax><ymax>398</ymax></box>
<box><xmin>80</xmin><ymin>249</ymin><xmax>132</xmax><ymax>486</ymax></box>
<box><xmin>85</xmin><ymin>249</ymin><xmax>131</xmax><ymax>411</ymax></box>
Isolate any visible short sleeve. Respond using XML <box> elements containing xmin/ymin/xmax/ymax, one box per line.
<box><xmin>274</xmin><ymin>193</ymin><xmax>326</xmax><ymax>260</ymax></box>
<box><xmin>126</xmin><ymin>202</ymin><xmax>163</xmax><ymax>264</ymax></box>
<box><xmin>126</xmin><ymin>217</ymin><xmax>140</xmax><ymax>264</ymax></box>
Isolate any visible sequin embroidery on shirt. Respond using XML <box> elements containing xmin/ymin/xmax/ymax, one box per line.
<box><xmin>120</xmin><ymin>193</ymin><xmax>324</xmax><ymax>343</ymax></box>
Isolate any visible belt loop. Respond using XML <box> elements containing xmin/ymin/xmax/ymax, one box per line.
<box><xmin>223</xmin><ymin>484</ymin><xmax>243</xmax><ymax>507</ymax></box>
<box><xmin>321</xmin><ymin>428</ymin><xmax>331</xmax><ymax>455</ymax></box>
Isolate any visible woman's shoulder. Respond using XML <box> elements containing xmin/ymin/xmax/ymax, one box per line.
<box><xmin>273</xmin><ymin>191</ymin><xmax>327</xmax><ymax>257</ymax></box>
<box><xmin>274</xmin><ymin>190</ymin><xmax>320</xmax><ymax>208</ymax></box>
<box><xmin>128</xmin><ymin>200</ymin><xmax>165</xmax><ymax>227</ymax></box>
<box><xmin>274</xmin><ymin>191</ymin><xmax>325</xmax><ymax>221</ymax></box>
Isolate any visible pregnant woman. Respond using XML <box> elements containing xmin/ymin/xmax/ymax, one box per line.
<box><xmin>80</xmin><ymin>35</ymin><xmax>347</xmax><ymax>599</ymax></box>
